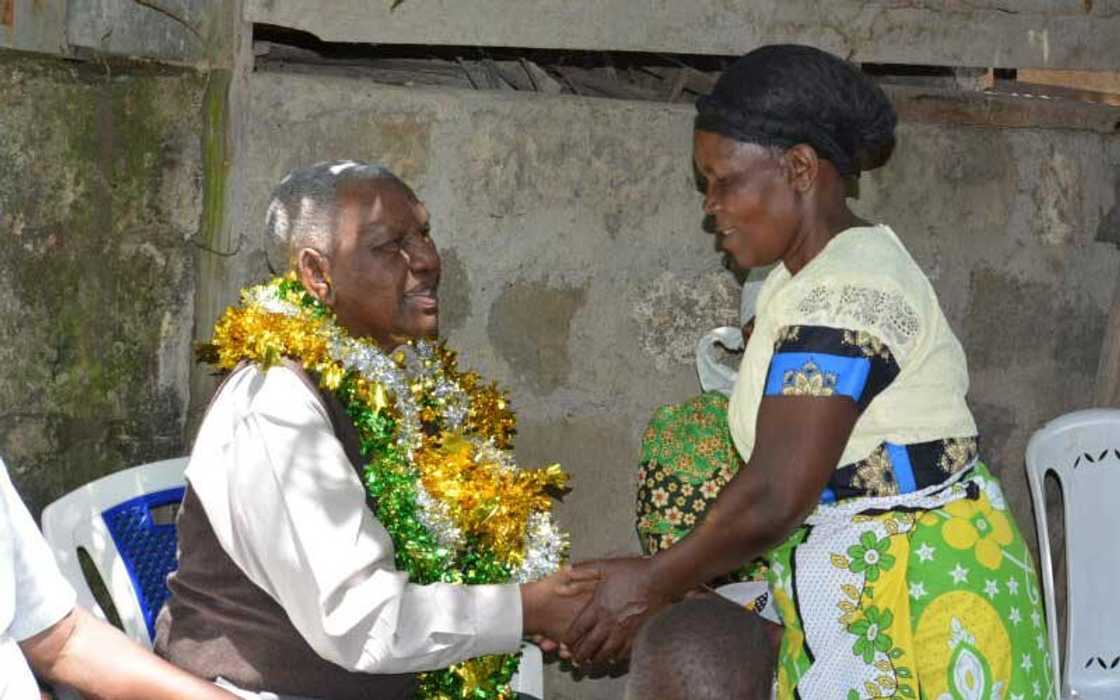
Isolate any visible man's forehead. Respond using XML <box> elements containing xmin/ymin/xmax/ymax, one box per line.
<box><xmin>340</xmin><ymin>178</ymin><xmax>425</xmax><ymax>228</ymax></box>
<box><xmin>339</xmin><ymin>175</ymin><xmax>413</xmax><ymax>201</ymax></box>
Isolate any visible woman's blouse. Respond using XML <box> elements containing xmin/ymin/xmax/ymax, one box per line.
<box><xmin>727</xmin><ymin>224</ymin><xmax>978</xmax><ymax>501</ymax></box>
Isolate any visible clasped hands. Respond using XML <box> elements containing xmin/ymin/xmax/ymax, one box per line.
<box><xmin>522</xmin><ymin>556</ymin><xmax>674</xmax><ymax>668</ymax></box>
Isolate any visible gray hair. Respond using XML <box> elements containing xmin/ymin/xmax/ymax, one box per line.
<box><xmin>263</xmin><ymin>160</ymin><xmax>403</xmax><ymax>273</ymax></box>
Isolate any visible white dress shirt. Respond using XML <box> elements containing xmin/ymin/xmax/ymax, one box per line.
<box><xmin>0</xmin><ymin>458</ymin><xmax>77</xmax><ymax>700</ymax></box>
<box><xmin>186</xmin><ymin>364</ymin><xmax>522</xmax><ymax>675</ymax></box>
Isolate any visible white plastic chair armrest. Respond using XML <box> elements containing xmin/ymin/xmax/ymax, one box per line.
<box><xmin>510</xmin><ymin>641</ymin><xmax>544</xmax><ymax>698</ymax></box>
<box><xmin>1025</xmin><ymin>440</ymin><xmax>1063</xmax><ymax>700</ymax></box>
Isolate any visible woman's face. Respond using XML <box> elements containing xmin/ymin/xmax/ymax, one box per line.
<box><xmin>327</xmin><ymin>179</ymin><xmax>441</xmax><ymax>348</ymax></box>
<box><xmin>693</xmin><ymin>130</ymin><xmax>799</xmax><ymax>270</ymax></box>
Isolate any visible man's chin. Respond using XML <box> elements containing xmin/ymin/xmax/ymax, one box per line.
<box><xmin>405</xmin><ymin>316</ymin><xmax>440</xmax><ymax>342</ymax></box>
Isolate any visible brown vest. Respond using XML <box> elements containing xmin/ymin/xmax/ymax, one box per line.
<box><xmin>154</xmin><ymin>362</ymin><xmax>419</xmax><ymax>699</ymax></box>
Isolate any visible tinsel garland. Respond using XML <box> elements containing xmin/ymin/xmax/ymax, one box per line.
<box><xmin>198</xmin><ymin>275</ymin><xmax>569</xmax><ymax>699</ymax></box>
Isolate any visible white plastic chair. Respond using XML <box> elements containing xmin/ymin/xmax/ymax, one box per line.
<box><xmin>1026</xmin><ymin>409</ymin><xmax>1120</xmax><ymax>700</ymax></box>
<box><xmin>40</xmin><ymin>457</ymin><xmax>188</xmax><ymax>649</ymax></box>
<box><xmin>509</xmin><ymin>641</ymin><xmax>544</xmax><ymax>698</ymax></box>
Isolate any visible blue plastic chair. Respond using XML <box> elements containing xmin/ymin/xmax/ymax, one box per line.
<box><xmin>40</xmin><ymin>458</ymin><xmax>187</xmax><ymax>647</ymax></box>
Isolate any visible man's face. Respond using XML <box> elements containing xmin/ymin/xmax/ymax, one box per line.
<box><xmin>327</xmin><ymin>179</ymin><xmax>441</xmax><ymax>348</ymax></box>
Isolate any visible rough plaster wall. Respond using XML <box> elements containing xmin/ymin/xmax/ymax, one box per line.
<box><xmin>0</xmin><ymin>54</ymin><xmax>204</xmax><ymax>515</ymax></box>
<box><xmin>230</xmin><ymin>74</ymin><xmax>1119</xmax><ymax>698</ymax></box>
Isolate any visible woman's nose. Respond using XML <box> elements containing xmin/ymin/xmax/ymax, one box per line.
<box><xmin>702</xmin><ymin>188</ymin><xmax>719</xmax><ymax>215</ymax></box>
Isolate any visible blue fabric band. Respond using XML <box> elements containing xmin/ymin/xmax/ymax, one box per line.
<box><xmin>885</xmin><ymin>442</ymin><xmax>918</xmax><ymax>494</ymax></box>
<box><xmin>764</xmin><ymin>352</ymin><xmax>872</xmax><ymax>402</ymax></box>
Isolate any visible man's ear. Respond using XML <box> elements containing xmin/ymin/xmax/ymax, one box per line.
<box><xmin>784</xmin><ymin>143</ymin><xmax>819</xmax><ymax>193</ymax></box>
<box><xmin>297</xmin><ymin>248</ymin><xmax>334</xmax><ymax>305</ymax></box>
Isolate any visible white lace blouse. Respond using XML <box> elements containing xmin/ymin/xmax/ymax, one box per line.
<box><xmin>727</xmin><ymin>224</ymin><xmax>977</xmax><ymax>470</ymax></box>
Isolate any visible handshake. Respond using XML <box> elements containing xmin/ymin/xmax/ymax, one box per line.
<box><xmin>520</xmin><ymin>556</ymin><xmax>674</xmax><ymax>667</ymax></box>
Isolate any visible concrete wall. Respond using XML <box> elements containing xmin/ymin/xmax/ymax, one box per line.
<box><xmin>202</xmin><ymin>72</ymin><xmax>1116</xmax><ymax>698</ymax></box>
<box><xmin>0</xmin><ymin>53</ymin><xmax>204</xmax><ymax>514</ymax></box>
<box><xmin>2</xmin><ymin>0</ymin><xmax>222</xmax><ymax>67</ymax></box>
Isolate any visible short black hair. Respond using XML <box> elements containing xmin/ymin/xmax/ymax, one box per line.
<box><xmin>695</xmin><ymin>44</ymin><xmax>897</xmax><ymax>175</ymax></box>
<box><xmin>626</xmin><ymin>597</ymin><xmax>776</xmax><ymax>700</ymax></box>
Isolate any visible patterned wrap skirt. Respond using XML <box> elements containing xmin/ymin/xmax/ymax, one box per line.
<box><xmin>636</xmin><ymin>394</ymin><xmax>1053</xmax><ymax>700</ymax></box>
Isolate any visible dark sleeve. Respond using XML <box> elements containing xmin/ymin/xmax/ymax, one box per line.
<box><xmin>763</xmin><ymin>325</ymin><xmax>900</xmax><ymax>413</ymax></box>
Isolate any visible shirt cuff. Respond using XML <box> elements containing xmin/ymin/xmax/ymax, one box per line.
<box><xmin>469</xmin><ymin>583</ymin><xmax>523</xmax><ymax>658</ymax></box>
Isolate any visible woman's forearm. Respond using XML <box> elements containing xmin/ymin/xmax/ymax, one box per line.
<box><xmin>649</xmin><ymin>473</ymin><xmax>805</xmax><ymax>597</ymax></box>
<box><xmin>649</xmin><ymin>395</ymin><xmax>859</xmax><ymax>597</ymax></box>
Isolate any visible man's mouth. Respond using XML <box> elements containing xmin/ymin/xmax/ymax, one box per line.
<box><xmin>405</xmin><ymin>287</ymin><xmax>438</xmax><ymax>310</ymax></box>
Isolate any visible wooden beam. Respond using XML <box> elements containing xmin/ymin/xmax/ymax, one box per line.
<box><xmin>248</xmin><ymin>0</ymin><xmax>1120</xmax><ymax>72</ymax></box>
<box><xmin>884</xmin><ymin>84</ymin><xmax>1120</xmax><ymax>133</ymax></box>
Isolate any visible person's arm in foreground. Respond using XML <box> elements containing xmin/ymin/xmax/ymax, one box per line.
<box><xmin>565</xmin><ymin>394</ymin><xmax>859</xmax><ymax>664</ymax></box>
<box><xmin>20</xmin><ymin>607</ymin><xmax>237</xmax><ymax>700</ymax></box>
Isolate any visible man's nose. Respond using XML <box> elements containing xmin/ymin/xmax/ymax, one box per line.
<box><xmin>404</xmin><ymin>237</ymin><xmax>440</xmax><ymax>272</ymax></box>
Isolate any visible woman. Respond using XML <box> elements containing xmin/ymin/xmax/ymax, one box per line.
<box><xmin>569</xmin><ymin>45</ymin><xmax>1052</xmax><ymax>700</ymax></box>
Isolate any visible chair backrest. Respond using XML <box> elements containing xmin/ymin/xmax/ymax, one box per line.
<box><xmin>509</xmin><ymin>641</ymin><xmax>544</xmax><ymax>699</ymax></box>
<box><xmin>40</xmin><ymin>458</ymin><xmax>188</xmax><ymax>648</ymax></box>
<box><xmin>1026</xmin><ymin>409</ymin><xmax>1120</xmax><ymax>699</ymax></box>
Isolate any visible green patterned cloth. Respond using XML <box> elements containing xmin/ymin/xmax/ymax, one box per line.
<box><xmin>635</xmin><ymin>392</ymin><xmax>765</xmax><ymax>585</ymax></box>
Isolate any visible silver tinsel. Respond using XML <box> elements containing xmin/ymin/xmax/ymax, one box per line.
<box><xmin>513</xmin><ymin>512</ymin><xmax>567</xmax><ymax>583</ymax></box>
<box><xmin>413</xmin><ymin>483</ymin><xmax>465</xmax><ymax>551</ymax></box>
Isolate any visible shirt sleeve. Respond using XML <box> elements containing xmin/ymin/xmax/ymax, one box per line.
<box><xmin>0</xmin><ymin>458</ymin><xmax>76</xmax><ymax>641</ymax></box>
<box><xmin>186</xmin><ymin>366</ymin><xmax>522</xmax><ymax>674</ymax></box>
<box><xmin>763</xmin><ymin>325</ymin><xmax>901</xmax><ymax>413</ymax></box>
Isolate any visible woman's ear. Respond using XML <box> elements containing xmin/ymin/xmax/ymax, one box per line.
<box><xmin>784</xmin><ymin>143</ymin><xmax>819</xmax><ymax>193</ymax></box>
<box><xmin>297</xmin><ymin>248</ymin><xmax>334</xmax><ymax>305</ymax></box>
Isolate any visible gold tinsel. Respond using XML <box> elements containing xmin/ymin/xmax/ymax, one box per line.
<box><xmin>416</xmin><ymin>434</ymin><xmax>567</xmax><ymax>566</ymax></box>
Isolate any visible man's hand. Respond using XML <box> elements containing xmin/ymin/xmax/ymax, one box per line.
<box><xmin>520</xmin><ymin>566</ymin><xmax>600</xmax><ymax>655</ymax></box>
<box><xmin>562</xmin><ymin>557</ymin><xmax>673</xmax><ymax>666</ymax></box>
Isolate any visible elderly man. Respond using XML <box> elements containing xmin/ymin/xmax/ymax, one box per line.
<box><xmin>155</xmin><ymin>161</ymin><xmax>592</xmax><ymax>700</ymax></box>
<box><xmin>0</xmin><ymin>456</ymin><xmax>235</xmax><ymax>700</ymax></box>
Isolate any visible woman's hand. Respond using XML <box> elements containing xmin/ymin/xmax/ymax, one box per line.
<box><xmin>563</xmin><ymin>557</ymin><xmax>673</xmax><ymax>666</ymax></box>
